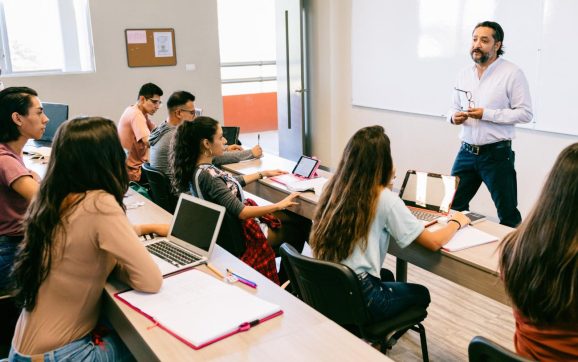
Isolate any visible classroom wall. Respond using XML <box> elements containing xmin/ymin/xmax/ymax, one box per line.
<box><xmin>1</xmin><ymin>0</ymin><xmax>223</xmax><ymax>125</ymax></box>
<box><xmin>307</xmin><ymin>0</ymin><xmax>578</xmax><ymax>220</ymax></box>
<box><xmin>222</xmin><ymin>92</ymin><xmax>278</xmax><ymax>132</ymax></box>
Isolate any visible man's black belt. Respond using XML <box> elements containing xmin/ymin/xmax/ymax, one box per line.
<box><xmin>461</xmin><ymin>140</ymin><xmax>511</xmax><ymax>155</ymax></box>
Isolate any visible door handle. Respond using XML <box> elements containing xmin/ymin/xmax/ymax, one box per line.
<box><xmin>295</xmin><ymin>89</ymin><xmax>307</xmax><ymax>93</ymax></box>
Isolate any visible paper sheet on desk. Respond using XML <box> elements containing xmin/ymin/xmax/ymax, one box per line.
<box><xmin>116</xmin><ymin>270</ymin><xmax>282</xmax><ymax>349</ymax></box>
<box><xmin>286</xmin><ymin>177</ymin><xmax>328</xmax><ymax>195</ymax></box>
<box><xmin>442</xmin><ymin>226</ymin><xmax>498</xmax><ymax>252</ymax></box>
<box><xmin>24</xmin><ymin>146</ymin><xmax>52</xmax><ymax>158</ymax></box>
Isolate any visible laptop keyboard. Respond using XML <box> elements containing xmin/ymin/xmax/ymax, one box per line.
<box><xmin>411</xmin><ymin>209</ymin><xmax>439</xmax><ymax>222</ymax></box>
<box><xmin>146</xmin><ymin>241</ymin><xmax>201</xmax><ymax>267</ymax></box>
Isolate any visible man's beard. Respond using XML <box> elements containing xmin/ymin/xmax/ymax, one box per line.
<box><xmin>471</xmin><ymin>49</ymin><xmax>489</xmax><ymax>64</ymax></box>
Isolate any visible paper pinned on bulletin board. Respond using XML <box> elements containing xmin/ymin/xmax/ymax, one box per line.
<box><xmin>154</xmin><ymin>32</ymin><xmax>173</xmax><ymax>57</ymax></box>
<box><xmin>125</xmin><ymin>28</ymin><xmax>176</xmax><ymax>67</ymax></box>
<box><xmin>126</xmin><ymin>30</ymin><xmax>147</xmax><ymax>44</ymax></box>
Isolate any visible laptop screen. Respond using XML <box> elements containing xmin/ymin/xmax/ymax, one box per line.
<box><xmin>221</xmin><ymin>126</ymin><xmax>240</xmax><ymax>145</ymax></box>
<box><xmin>170</xmin><ymin>196</ymin><xmax>223</xmax><ymax>252</ymax></box>
<box><xmin>399</xmin><ymin>171</ymin><xmax>458</xmax><ymax>213</ymax></box>
<box><xmin>41</xmin><ymin>103</ymin><xmax>69</xmax><ymax>142</ymax></box>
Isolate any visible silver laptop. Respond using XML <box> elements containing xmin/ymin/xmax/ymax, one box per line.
<box><xmin>398</xmin><ymin>170</ymin><xmax>459</xmax><ymax>227</ymax></box>
<box><xmin>144</xmin><ymin>193</ymin><xmax>225</xmax><ymax>276</ymax></box>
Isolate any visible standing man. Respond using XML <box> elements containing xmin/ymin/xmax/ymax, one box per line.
<box><xmin>448</xmin><ymin>21</ymin><xmax>532</xmax><ymax>227</ymax></box>
<box><xmin>118</xmin><ymin>82</ymin><xmax>163</xmax><ymax>182</ymax></box>
<box><xmin>149</xmin><ymin>90</ymin><xmax>262</xmax><ymax>177</ymax></box>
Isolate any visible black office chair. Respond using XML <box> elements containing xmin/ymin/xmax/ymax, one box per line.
<box><xmin>141</xmin><ymin>163</ymin><xmax>178</xmax><ymax>213</ymax></box>
<box><xmin>469</xmin><ymin>336</ymin><xmax>533</xmax><ymax>362</ymax></box>
<box><xmin>216</xmin><ymin>212</ymin><xmax>245</xmax><ymax>258</ymax></box>
<box><xmin>0</xmin><ymin>295</ymin><xmax>19</xmax><ymax>358</ymax></box>
<box><xmin>279</xmin><ymin>243</ymin><xmax>429</xmax><ymax>360</ymax></box>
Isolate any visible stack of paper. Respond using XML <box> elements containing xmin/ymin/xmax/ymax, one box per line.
<box><xmin>442</xmin><ymin>226</ymin><xmax>498</xmax><ymax>252</ymax></box>
<box><xmin>286</xmin><ymin>177</ymin><xmax>329</xmax><ymax>195</ymax></box>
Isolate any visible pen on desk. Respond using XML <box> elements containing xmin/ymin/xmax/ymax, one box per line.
<box><xmin>234</xmin><ymin>277</ymin><xmax>256</xmax><ymax>289</ymax></box>
<box><xmin>227</xmin><ymin>269</ymin><xmax>257</xmax><ymax>288</ymax></box>
<box><xmin>238</xmin><ymin>319</ymin><xmax>260</xmax><ymax>331</ymax></box>
<box><xmin>206</xmin><ymin>263</ymin><xmax>225</xmax><ymax>279</ymax></box>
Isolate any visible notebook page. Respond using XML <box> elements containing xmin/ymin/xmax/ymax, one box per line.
<box><xmin>117</xmin><ymin>270</ymin><xmax>281</xmax><ymax>347</ymax></box>
<box><xmin>442</xmin><ymin>226</ymin><xmax>499</xmax><ymax>252</ymax></box>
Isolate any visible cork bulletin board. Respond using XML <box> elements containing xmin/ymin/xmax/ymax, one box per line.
<box><xmin>125</xmin><ymin>28</ymin><xmax>176</xmax><ymax>67</ymax></box>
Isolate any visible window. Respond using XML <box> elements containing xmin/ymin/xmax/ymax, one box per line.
<box><xmin>0</xmin><ymin>0</ymin><xmax>94</xmax><ymax>76</ymax></box>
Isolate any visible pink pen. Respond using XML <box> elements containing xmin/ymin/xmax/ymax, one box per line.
<box><xmin>227</xmin><ymin>269</ymin><xmax>257</xmax><ymax>289</ymax></box>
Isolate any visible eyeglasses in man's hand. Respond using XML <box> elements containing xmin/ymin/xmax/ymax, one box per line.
<box><xmin>454</xmin><ymin>87</ymin><xmax>475</xmax><ymax>109</ymax></box>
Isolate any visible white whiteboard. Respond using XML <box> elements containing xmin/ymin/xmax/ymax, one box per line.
<box><xmin>351</xmin><ymin>0</ymin><xmax>577</xmax><ymax>136</ymax></box>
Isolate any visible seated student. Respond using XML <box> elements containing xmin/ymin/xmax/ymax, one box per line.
<box><xmin>149</xmin><ymin>91</ymin><xmax>262</xmax><ymax>177</ymax></box>
<box><xmin>0</xmin><ymin>87</ymin><xmax>47</xmax><ymax>293</ymax></box>
<box><xmin>170</xmin><ymin>117</ymin><xmax>301</xmax><ymax>277</ymax></box>
<box><xmin>499</xmin><ymin>142</ymin><xmax>578</xmax><ymax>361</ymax></box>
<box><xmin>309</xmin><ymin>126</ymin><xmax>469</xmax><ymax>322</ymax></box>
<box><xmin>118</xmin><ymin>82</ymin><xmax>163</xmax><ymax>182</ymax></box>
<box><xmin>10</xmin><ymin>117</ymin><xmax>165</xmax><ymax>361</ymax></box>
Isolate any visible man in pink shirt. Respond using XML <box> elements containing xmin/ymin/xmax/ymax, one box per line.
<box><xmin>118</xmin><ymin>83</ymin><xmax>163</xmax><ymax>182</ymax></box>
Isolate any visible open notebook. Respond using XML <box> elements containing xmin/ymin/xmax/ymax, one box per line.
<box><xmin>442</xmin><ymin>226</ymin><xmax>498</xmax><ymax>252</ymax></box>
<box><xmin>115</xmin><ymin>270</ymin><xmax>282</xmax><ymax>349</ymax></box>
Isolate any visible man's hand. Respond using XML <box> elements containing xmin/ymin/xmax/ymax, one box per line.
<box><xmin>251</xmin><ymin>145</ymin><xmax>263</xmax><ymax>158</ymax></box>
<box><xmin>226</xmin><ymin>144</ymin><xmax>243</xmax><ymax>151</ymax></box>
<box><xmin>466</xmin><ymin>107</ymin><xmax>484</xmax><ymax>119</ymax></box>
<box><xmin>452</xmin><ymin>112</ymin><xmax>468</xmax><ymax>125</ymax></box>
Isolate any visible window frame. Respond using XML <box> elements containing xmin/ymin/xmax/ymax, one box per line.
<box><xmin>0</xmin><ymin>0</ymin><xmax>95</xmax><ymax>76</ymax></box>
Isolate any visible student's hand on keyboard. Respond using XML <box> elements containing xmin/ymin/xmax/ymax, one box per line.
<box><xmin>135</xmin><ymin>223</ymin><xmax>170</xmax><ymax>237</ymax></box>
<box><xmin>276</xmin><ymin>192</ymin><xmax>300</xmax><ymax>211</ymax></box>
<box><xmin>448</xmin><ymin>212</ymin><xmax>470</xmax><ymax>229</ymax></box>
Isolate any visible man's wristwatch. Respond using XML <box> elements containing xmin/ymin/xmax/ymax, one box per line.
<box><xmin>258</xmin><ymin>172</ymin><xmax>264</xmax><ymax>179</ymax></box>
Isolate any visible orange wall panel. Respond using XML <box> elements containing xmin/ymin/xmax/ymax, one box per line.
<box><xmin>222</xmin><ymin>92</ymin><xmax>278</xmax><ymax>132</ymax></box>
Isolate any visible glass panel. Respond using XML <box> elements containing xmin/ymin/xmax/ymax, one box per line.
<box><xmin>0</xmin><ymin>0</ymin><xmax>94</xmax><ymax>74</ymax></box>
<box><xmin>217</xmin><ymin>0</ymin><xmax>276</xmax><ymax>63</ymax></box>
<box><xmin>220</xmin><ymin>64</ymin><xmax>276</xmax><ymax>80</ymax></box>
<box><xmin>3</xmin><ymin>0</ymin><xmax>64</xmax><ymax>72</ymax></box>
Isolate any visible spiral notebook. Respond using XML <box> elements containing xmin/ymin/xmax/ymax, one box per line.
<box><xmin>115</xmin><ymin>270</ymin><xmax>283</xmax><ymax>350</ymax></box>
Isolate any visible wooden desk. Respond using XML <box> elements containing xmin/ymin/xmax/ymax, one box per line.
<box><xmin>23</xmin><ymin>153</ymin><xmax>389</xmax><ymax>361</ymax></box>
<box><xmin>222</xmin><ymin>154</ymin><xmax>512</xmax><ymax>305</ymax></box>
<box><xmin>389</xmin><ymin>221</ymin><xmax>512</xmax><ymax>305</ymax></box>
<box><xmin>222</xmin><ymin>155</ymin><xmax>329</xmax><ymax>220</ymax></box>
<box><xmin>105</xmin><ymin>192</ymin><xmax>390</xmax><ymax>361</ymax></box>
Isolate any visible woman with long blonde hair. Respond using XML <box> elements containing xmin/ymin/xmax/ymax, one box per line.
<box><xmin>310</xmin><ymin>126</ymin><xmax>469</xmax><ymax>321</ymax></box>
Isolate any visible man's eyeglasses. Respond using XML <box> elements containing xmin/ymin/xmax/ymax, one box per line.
<box><xmin>178</xmin><ymin>108</ymin><xmax>196</xmax><ymax>116</ymax></box>
<box><xmin>146</xmin><ymin>98</ymin><xmax>162</xmax><ymax>106</ymax></box>
<box><xmin>454</xmin><ymin>87</ymin><xmax>475</xmax><ymax>109</ymax></box>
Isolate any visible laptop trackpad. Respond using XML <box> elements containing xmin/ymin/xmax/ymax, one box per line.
<box><xmin>151</xmin><ymin>255</ymin><xmax>179</xmax><ymax>275</ymax></box>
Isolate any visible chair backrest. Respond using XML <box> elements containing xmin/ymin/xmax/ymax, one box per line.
<box><xmin>279</xmin><ymin>243</ymin><xmax>369</xmax><ymax>326</ymax></box>
<box><xmin>141</xmin><ymin>163</ymin><xmax>178</xmax><ymax>213</ymax></box>
<box><xmin>469</xmin><ymin>336</ymin><xmax>533</xmax><ymax>362</ymax></box>
<box><xmin>216</xmin><ymin>212</ymin><xmax>245</xmax><ymax>258</ymax></box>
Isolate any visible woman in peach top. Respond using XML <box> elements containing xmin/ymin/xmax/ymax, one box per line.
<box><xmin>10</xmin><ymin>117</ymin><xmax>166</xmax><ymax>361</ymax></box>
